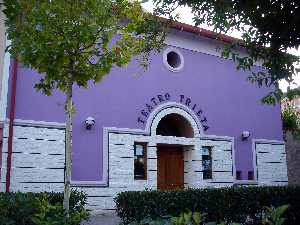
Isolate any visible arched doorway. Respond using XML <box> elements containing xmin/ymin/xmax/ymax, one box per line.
<box><xmin>156</xmin><ymin>113</ymin><xmax>194</xmax><ymax>138</ymax></box>
<box><xmin>156</xmin><ymin>113</ymin><xmax>195</xmax><ymax>190</ymax></box>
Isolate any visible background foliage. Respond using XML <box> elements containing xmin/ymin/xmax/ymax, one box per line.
<box><xmin>115</xmin><ymin>186</ymin><xmax>300</xmax><ymax>225</ymax></box>
<box><xmin>281</xmin><ymin>87</ymin><xmax>300</xmax><ymax>137</ymax></box>
<box><xmin>282</xmin><ymin>106</ymin><xmax>300</xmax><ymax>135</ymax></box>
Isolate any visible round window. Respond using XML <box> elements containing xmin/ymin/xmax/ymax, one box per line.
<box><xmin>163</xmin><ymin>47</ymin><xmax>184</xmax><ymax>72</ymax></box>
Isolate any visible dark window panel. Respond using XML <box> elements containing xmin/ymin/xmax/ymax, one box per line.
<box><xmin>134</xmin><ymin>143</ymin><xmax>147</xmax><ymax>180</ymax></box>
<box><xmin>248</xmin><ymin>171</ymin><xmax>254</xmax><ymax>180</ymax></box>
<box><xmin>236</xmin><ymin>171</ymin><xmax>242</xmax><ymax>180</ymax></box>
<box><xmin>202</xmin><ymin>146</ymin><xmax>212</xmax><ymax>180</ymax></box>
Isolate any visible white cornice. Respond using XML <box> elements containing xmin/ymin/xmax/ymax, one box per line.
<box><xmin>0</xmin><ymin>119</ymin><xmax>66</xmax><ymax>129</ymax></box>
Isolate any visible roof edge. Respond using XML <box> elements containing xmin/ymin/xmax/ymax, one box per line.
<box><xmin>158</xmin><ymin>17</ymin><xmax>243</xmax><ymax>46</ymax></box>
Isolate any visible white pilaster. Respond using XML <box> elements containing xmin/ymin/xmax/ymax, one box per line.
<box><xmin>0</xmin><ymin>37</ymin><xmax>11</xmax><ymax>121</ymax></box>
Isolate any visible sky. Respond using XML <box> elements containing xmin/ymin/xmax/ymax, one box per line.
<box><xmin>141</xmin><ymin>1</ymin><xmax>300</xmax><ymax>92</ymax></box>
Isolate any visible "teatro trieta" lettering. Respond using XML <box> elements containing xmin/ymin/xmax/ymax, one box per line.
<box><xmin>137</xmin><ymin>93</ymin><xmax>209</xmax><ymax>131</ymax></box>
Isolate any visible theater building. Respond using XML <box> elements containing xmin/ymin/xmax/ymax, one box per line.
<box><xmin>0</xmin><ymin>21</ymin><xmax>288</xmax><ymax>213</ymax></box>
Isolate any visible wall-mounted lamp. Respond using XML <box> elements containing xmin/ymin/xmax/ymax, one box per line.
<box><xmin>241</xmin><ymin>131</ymin><xmax>250</xmax><ymax>140</ymax></box>
<box><xmin>84</xmin><ymin>117</ymin><xmax>95</xmax><ymax>130</ymax></box>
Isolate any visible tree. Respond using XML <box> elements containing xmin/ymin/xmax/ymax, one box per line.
<box><xmin>154</xmin><ymin>0</ymin><xmax>300</xmax><ymax>104</ymax></box>
<box><xmin>2</xmin><ymin>0</ymin><xmax>165</xmax><ymax>215</ymax></box>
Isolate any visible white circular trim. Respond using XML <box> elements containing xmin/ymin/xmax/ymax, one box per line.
<box><xmin>163</xmin><ymin>47</ymin><xmax>184</xmax><ymax>72</ymax></box>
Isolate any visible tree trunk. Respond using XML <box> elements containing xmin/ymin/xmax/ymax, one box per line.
<box><xmin>63</xmin><ymin>80</ymin><xmax>73</xmax><ymax>216</ymax></box>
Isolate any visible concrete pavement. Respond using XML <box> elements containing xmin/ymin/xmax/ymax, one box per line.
<box><xmin>81</xmin><ymin>215</ymin><xmax>121</xmax><ymax>225</ymax></box>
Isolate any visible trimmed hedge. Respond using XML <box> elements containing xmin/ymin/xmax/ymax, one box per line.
<box><xmin>115</xmin><ymin>186</ymin><xmax>300</xmax><ymax>225</ymax></box>
<box><xmin>0</xmin><ymin>190</ymin><xmax>87</xmax><ymax>225</ymax></box>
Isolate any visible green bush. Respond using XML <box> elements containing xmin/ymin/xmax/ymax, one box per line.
<box><xmin>0</xmin><ymin>190</ymin><xmax>88</xmax><ymax>225</ymax></box>
<box><xmin>129</xmin><ymin>205</ymin><xmax>289</xmax><ymax>225</ymax></box>
<box><xmin>115</xmin><ymin>186</ymin><xmax>300</xmax><ymax>225</ymax></box>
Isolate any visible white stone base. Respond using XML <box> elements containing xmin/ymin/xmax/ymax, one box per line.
<box><xmin>0</xmin><ymin>121</ymin><xmax>288</xmax><ymax>214</ymax></box>
<box><xmin>0</xmin><ymin>124</ymin><xmax>65</xmax><ymax>192</ymax></box>
<box><xmin>254</xmin><ymin>139</ymin><xmax>288</xmax><ymax>185</ymax></box>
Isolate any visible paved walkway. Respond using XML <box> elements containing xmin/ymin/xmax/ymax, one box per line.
<box><xmin>82</xmin><ymin>215</ymin><xmax>121</xmax><ymax>225</ymax></box>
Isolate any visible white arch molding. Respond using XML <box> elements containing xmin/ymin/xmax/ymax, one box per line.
<box><xmin>146</xmin><ymin>102</ymin><xmax>203</xmax><ymax>138</ymax></box>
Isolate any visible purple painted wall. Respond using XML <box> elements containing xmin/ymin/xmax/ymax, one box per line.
<box><xmin>6</xmin><ymin>32</ymin><xmax>283</xmax><ymax>181</ymax></box>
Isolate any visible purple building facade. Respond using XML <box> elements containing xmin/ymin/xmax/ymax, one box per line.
<box><xmin>0</xmin><ymin>24</ymin><xmax>288</xmax><ymax>213</ymax></box>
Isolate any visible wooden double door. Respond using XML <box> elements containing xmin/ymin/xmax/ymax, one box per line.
<box><xmin>157</xmin><ymin>146</ymin><xmax>184</xmax><ymax>190</ymax></box>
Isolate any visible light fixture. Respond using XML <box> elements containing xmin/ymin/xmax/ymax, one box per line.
<box><xmin>84</xmin><ymin>117</ymin><xmax>95</xmax><ymax>130</ymax></box>
<box><xmin>241</xmin><ymin>131</ymin><xmax>250</xmax><ymax>140</ymax></box>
